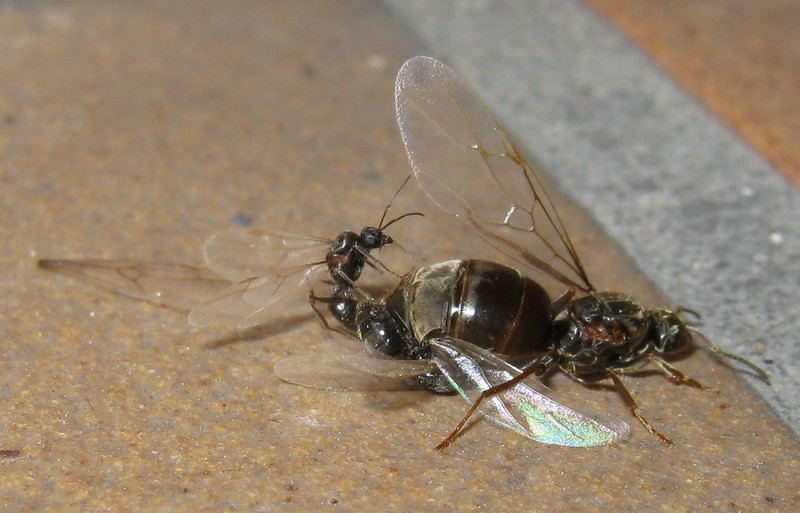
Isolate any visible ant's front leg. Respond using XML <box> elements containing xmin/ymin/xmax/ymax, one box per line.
<box><xmin>330</xmin><ymin>269</ymin><xmax>377</xmax><ymax>303</ymax></box>
<box><xmin>648</xmin><ymin>355</ymin><xmax>719</xmax><ymax>393</ymax></box>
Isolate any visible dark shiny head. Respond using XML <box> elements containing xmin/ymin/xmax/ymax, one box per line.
<box><xmin>648</xmin><ymin>310</ymin><xmax>692</xmax><ymax>355</ymax></box>
<box><xmin>359</xmin><ymin>226</ymin><xmax>393</xmax><ymax>250</ymax></box>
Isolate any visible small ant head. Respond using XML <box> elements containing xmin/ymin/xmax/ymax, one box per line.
<box><xmin>359</xmin><ymin>226</ymin><xmax>393</xmax><ymax>250</ymax></box>
<box><xmin>648</xmin><ymin>310</ymin><xmax>692</xmax><ymax>355</ymax></box>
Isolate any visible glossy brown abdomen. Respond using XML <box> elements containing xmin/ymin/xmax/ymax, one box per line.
<box><xmin>388</xmin><ymin>260</ymin><xmax>553</xmax><ymax>361</ymax></box>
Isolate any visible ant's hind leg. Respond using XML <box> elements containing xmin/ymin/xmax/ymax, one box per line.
<box><xmin>308</xmin><ymin>292</ymin><xmax>351</xmax><ymax>337</ymax></box>
<box><xmin>435</xmin><ymin>362</ymin><xmax>547</xmax><ymax>451</ymax></box>
<box><xmin>606</xmin><ymin>371</ymin><xmax>674</xmax><ymax>445</ymax></box>
<box><xmin>308</xmin><ymin>293</ymin><xmax>332</xmax><ymax>328</ymax></box>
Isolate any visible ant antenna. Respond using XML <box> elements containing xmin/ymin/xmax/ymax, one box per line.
<box><xmin>381</xmin><ymin>211</ymin><xmax>424</xmax><ymax>230</ymax></box>
<box><xmin>688</xmin><ymin>327</ymin><xmax>770</xmax><ymax>384</ymax></box>
<box><xmin>377</xmin><ymin>175</ymin><xmax>425</xmax><ymax>230</ymax></box>
<box><xmin>378</xmin><ymin>175</ymin><xmax>411</xmax><ymax>228</ymax></box>
<box><xmin>675</xmin><ymin>305</ymin><xmax>703</xmax><ymax>322</ymax></box>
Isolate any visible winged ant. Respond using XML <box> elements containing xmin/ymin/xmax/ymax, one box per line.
<box><xmin>392</xmin><ymin>56</ymin><xmax>769</xmax><ymax>449</ymax></box>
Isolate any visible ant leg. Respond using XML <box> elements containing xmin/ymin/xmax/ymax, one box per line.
<box><xmin>649</xmin><ymin>355</ymin><xmax>719</xmax><ymax>393</ymax></box>
<box><xmin>360</xmin><ymin>236</ymin><xmax>421</xmax><ymax>280</ymax></box>
<box><xmin>308</xmin><ymin>293</ymin><xmax>351</xmax><ymax>337</ymax></box>
<box><xmin>435</xmin><ymin>361</ymin><xmax>550</xmax><ymax>451</ymax></box>
<box><xmin>606</xmin><ymin>371</ymin><xmax>674</xmax><ymax>446</ymax></box>
<box><xmin>362</xmin><ymin>250</ymin><xmax>398</xmax><ymax>277</ymax></box>
<box><xmin>308</xmin><ymin>293</ymin><xmax>333</xmax><ymax>329</ymax></box>
<box><xmin>331</xmin><ymin>269</ymin><xmax>376</xmax><ymax>302</ymax></box>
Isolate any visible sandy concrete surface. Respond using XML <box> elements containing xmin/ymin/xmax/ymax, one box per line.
<box><xmin>1</xmin><ymin>1</ymin><xmax>798</xmax><ymax>511</ymax></box>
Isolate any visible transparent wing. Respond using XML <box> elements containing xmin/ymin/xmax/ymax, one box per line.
<box><xmin>274</xmin><ymin>334</ymin><xmax>436</xmax><ymax>391</ymax></box>
<box><xmin>430</xmin><ymin>337</ymin><xmax>628</xmax><ymax>447</ymax></box>
<box><xmin>395</xmin><ymin>56</ymin><xmax>592</xmax><ymax>292</ymax></box>
<box><xmin>40</xmin><ymin>229</ymin><xmax>333</xmax><ymax>329</ymax></box>
<box><xmin>187</xmin><ymin>229</ymin><xmax>332</xmax><ymax>328</ymax></box>
<box><xmin>188</xmin><ymin>261</ymin><xmax>328</xmax><ymax>329</ymax></box>
<box><xmin>203</xmin><ymin>228</ymin><xmax>330</xmax><ymax>282</ymax></box>
<box><xmin>37</xmin><ymin>259</ymin><xmax>229</xmax><ymax>312</ymax></box>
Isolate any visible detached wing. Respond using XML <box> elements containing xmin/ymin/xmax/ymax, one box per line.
<box><xmin>395</xmin><ymin>56</ymin><xmax>592</xmax><ymax>292</ymax></box>
<box><xmin>40</xmin><ymin>229</ymin><xmax>333</xmax><ymax>329</ymax></box>
<box><xmin>430</xmin><ymin>337</ymin><xmax>628</xmax><ymax>447</ymax></box>
<box><xmin>37</xmin><ymin>259</ymin><xmax>228</xmax><ymax>312</ymax></box>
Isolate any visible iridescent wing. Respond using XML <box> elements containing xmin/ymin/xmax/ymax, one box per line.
<box><xmin>395</xmin><ymin>56</ymin><xmax>592</xmax><ymax>292</ymax></box>
<box><xmin>188</xmin><ymin>229</ymin><xmax>332</xmax><ymax>328</ymax></box>
<box><xmin>430</xmin><ymin>337</ymin><xmax>628</xmax><ymax>447</ymax></box>
<box><xmin>274</xmin><ymin>333</ymin><xmax>436</xmax><ymax>391</ymax></box>
<box><xmin>277</xmin><ymin>333</ymin><xmax>627</xmax><ymax>446</ymax></box>
<box><xmin>37</xmin><ymin>259</ymin><xmax>228</xmax><ymax>312</ymax></box>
